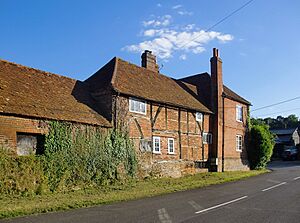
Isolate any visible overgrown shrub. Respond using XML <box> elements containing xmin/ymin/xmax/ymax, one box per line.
<box><xmin>43</xmin><ymin>121</ymin><xmax>137</xmax><ymax>191</ymax></box>
<box><xmin>247</xmin><ymin>124</ymin><xmax>274</xmax><ymax>170</ymax></box>
<box><xmin>0</xmin><ymin>148</ymin><xmax>45</xmax><ymax>195</ymax></box>
<box><xmin>0</xmin><ymin>121</ymin><xmax>137</xmax><ymax>195</ymax></box>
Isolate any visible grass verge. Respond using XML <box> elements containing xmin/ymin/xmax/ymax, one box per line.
<box><xmin>0</xmin><ymin>170</ymin><xmax>268</xmax><ymax>219</ymax></box>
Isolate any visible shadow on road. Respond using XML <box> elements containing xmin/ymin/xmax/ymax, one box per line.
<box><xmin>267</xmin><ymin>160</ymin><xmax>300</xmax><ymax>169</ymax></box>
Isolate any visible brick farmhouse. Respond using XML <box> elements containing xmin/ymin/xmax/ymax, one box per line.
<box><xmin>0</xmin><ymin>48</ymin><xmax>250</xmax><ymax>175</ymax></box>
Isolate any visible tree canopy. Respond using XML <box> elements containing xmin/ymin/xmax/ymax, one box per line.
<box><xmin>251</xmin><ymin>114</ymin><xmax>299</xmax><ymax>129</ymax></box>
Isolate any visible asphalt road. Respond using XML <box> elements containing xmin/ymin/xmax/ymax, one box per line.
<box><xmin>2</xmin><ymin>161</ymin><xmax>300</xmax><ymax>223</ymax></box>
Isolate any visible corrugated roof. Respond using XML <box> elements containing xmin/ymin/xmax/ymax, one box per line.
<box><xmin>0</xmin><ymin>59</ymin><xmax>111</xmax><ymax>127</ymax></box>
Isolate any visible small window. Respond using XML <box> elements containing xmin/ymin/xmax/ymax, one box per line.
<box><xmin>129</xmin><ymin>98</ymin><xmax>146</xmax><ymax>114</ymax></box>
<box><xmin>168</xmin><ymin>138</ymin><xmax>175</xmax><ymax>154</ymax></box>
<box><xmin>196</xmin><ymin>112</ymin><xmax>203</xmax><ymax>122</ymax></box>
<box><xmin>16</xmin><ymin>133</ymin><xmax>45</xmax><ymax>155</ymax></box>
<box><xmin>203</xmin><ymin>132</ymin><xmax>212</xmax><ymax>144</ymax></box>
<box><xmin>236</xmin><ymin>105</ymin><xmax>243</xmax><ymax>122</ymax></box>
<box><xmin>153</xmin><ymin>136</ymin><xmax>161</xmax><ymax>154</ymax></box>
<box><xmin>236</xmin><ymin>135</ymin><xmax>243</xmax><ymax>152</ymax></box>
<box><xmin>140</xmin><ymin>139</ymin><xmax>152</xmax><ymax>152</ymax></box>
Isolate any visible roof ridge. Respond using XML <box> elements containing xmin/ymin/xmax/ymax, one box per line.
<box><xmin>116</xmin><ymin>57</ymin><xmax>184</xmax><ymax>82</ymax></box>
<box><xmin>0</xmin><ymin>58</ymin><xmax>78</xmax><ymax>82</ymax></box>
<box><xmin>111</xmin><ymin>57</ymin><xmax>119</xmax><ymax>86</ymax></box>
<box><xmin>177</xmin><ymin>72</ymin><xmax>209</xmax><ymax>80</ymax></box>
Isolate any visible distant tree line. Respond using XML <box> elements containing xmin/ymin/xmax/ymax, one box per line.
<box><xmin>251</xmin><ymin>114</ymin><xmax>299</xmax><ymax>129</ymax></box>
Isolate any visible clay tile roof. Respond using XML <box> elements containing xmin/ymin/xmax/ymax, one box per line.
<box><xmin>0</xmin><ymin>59</ymin><xmax>111</xmax><ymax>127</ymax></box>
<box><xmin>223</xmin><ymin>85</ymin><xmax>251</xmax><ymax>105</ymax></box>
<box><xmin>103</xmin><ymin>58</ymin><xmax>212</xmax><ymax>113</ymax></box>
<box><xmin>179</xmin><ymin>73</ymin><xmax>251</xmax><ymax>107</ymax></box>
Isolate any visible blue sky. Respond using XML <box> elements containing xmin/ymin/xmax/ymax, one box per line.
<box><xmin>1</xmin><ymin>0</ymin><xmax>300</xmax><ymax>119</ymax></box>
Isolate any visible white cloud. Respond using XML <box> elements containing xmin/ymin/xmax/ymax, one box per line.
<box><xmin>142</xmin><ymin>15</ymin><xmax>172</xmax><ymax>27</ymax></box>
<box><xmin>172</xmin><ymin>4</ymin><xmax>193</xmax><ymax>16</ymax></box>
<box><xmin>157</xmin><ymin>3</ymin><xmax>162</xmax><ymax>7</ymax></box>
<box><xmin>178</xmin><ymin>10</ymin><xmax>193</xmax><ymax>16</ymax></box>
<box><xmin>124</xmin><ymin>15</ymin><xmax>234</xmax><ymax>60</ymax></box>
<box><xmin>143</xmin><ymin>29</ymin><xmax>156</xmax><ymax>37</ymax></box>
<box><xmin>217</xmin><ymin>34</ymin><xmax>234</xmax><ymax>42</ymax></box>
<box><xmin>172</xmin><ymin>4</ymin><xmax>182</xmax><ymax>9</ymax></box>
<box><xmin>184</xmin><ymin>24</ymin><xmax>195</xmax><ymax>30</ymax></box>
<box><xmin>179</xmin><ymin>54</ymin><xmax>187</xmax><ymax>60</ymax></box>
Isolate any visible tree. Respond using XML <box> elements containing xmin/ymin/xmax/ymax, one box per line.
<box><xmin>247</xmin><ymin>124</ymin><xmax>274</xmax><ymax>170</ymax></box>
<box><xmin>251</xmin><ymin>114</ymin><xmax>300</xmax><ymax>129</ymax></box>
<box><xmin>285</xmin><ymin>114</ymin><xmax>299</xmax><ymax>128</ymax></box>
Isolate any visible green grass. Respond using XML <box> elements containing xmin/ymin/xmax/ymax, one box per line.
<box><xmin>0</xmin><ymin>170</ymin><xmax>268</xmax><ymax>219</ymax></box>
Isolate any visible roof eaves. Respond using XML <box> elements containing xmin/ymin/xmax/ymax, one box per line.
<box><xmin>0</xmin><ymin>111</ymin><xmax>112</xmax><ymax>128</ymax></box>
<box><xmin>222</xmin><ymin>92</ymin><xmax>251</xmax><ymax>106</ymax></box>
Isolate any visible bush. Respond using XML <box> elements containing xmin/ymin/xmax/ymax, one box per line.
<box><xmin>0</xmin><ymin>148</ymin><xmax>45</xmax><ymax>196</ymax></box>
<box><xmin>42</xmin><ymin>121</ymin><xmax>137</xmax><ymax>191</ymax></box>
<box><xmin>248</xmin><ymin>124</ymin><xmax>274</xmax><ymax>170</ymax></box>
<box><xmin>0</xmin><ymin>121</ymin><xmax>137</xmax><ymax>195</ymax></box>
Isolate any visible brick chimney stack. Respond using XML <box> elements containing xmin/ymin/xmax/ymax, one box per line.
<box><xmin>210</xmin><ymin>48</ymin><xmax>223</xmax><ymax>107</ymax></box>
<box><xmin>210</xmin><ymin>48</ymin><xmax>224</xmax><ymax>172</ymax></box>
<box><xmin>141</xmin><ymin>50</ymin><xmax>159</xmax><ymax>73</ymax></box>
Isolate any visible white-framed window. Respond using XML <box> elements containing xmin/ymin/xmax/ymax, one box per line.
<box><xmin>203</xmin><ymin>132</ymin><xmax>212</xmax><ymax>144</ymax></box>
<box><xmin>168</xmin><ymin>138</ymin><xmax>175</xmax><ymax>154</ymax></box>
<box><xmin>129</xmin><ymin>98</ymin><xmax>146</xmax><ymax>115</ymax></box>
<box><xmin>196</xmin><ymin>112</ymin><xmax>203</xmax><ymax>122</ymax></box>
<box><xmin>236</xmin><ymin>105</ymin><xmax>243</xmax><ymax>122</ymax></box>
<box><xmin>152</xmin><ymin>136</ymin><xmax>161</xmax><ymax>154</ymax></box>
<box><xmin>236</xmin><ymin>135</ymin><xmax>243</xmax><ymax>152</ymax></box>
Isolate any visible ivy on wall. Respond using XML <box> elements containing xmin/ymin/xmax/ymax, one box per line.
<box><xmin>0</xmin><ymin>121</ymin><xmax>137</xmax><ymax>195</ymax></box>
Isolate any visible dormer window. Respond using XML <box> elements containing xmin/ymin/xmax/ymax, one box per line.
<box><xmin>236</xmin><ymin>105</ymin><xmax>243</xmax><ymax>122</ymax></box>
<box><xmin>129</xmin><ymin>98</ymin><xmax>146</xmax><ymax>115</ymax></box>
<box><xmin>196</xmin><ymin>112</ymin><xmax>203</xmax><ymax>122</ymax></box>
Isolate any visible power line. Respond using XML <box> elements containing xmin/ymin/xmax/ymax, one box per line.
<box><xmin>254</xmin><ymin>107</ymin><xmax>300</xmax><ymax>118</ymax></box>
<box><xmin>252</xmin><ymin>96</ymin><xmax>300</xmax><ymax>112</ymax></box>
<box><xmin>179</xmin><ymin>0</ymin><xmax>255</xmax><ymax>49</ymax></box>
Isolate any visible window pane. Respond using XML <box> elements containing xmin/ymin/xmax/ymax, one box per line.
<box><xmin>236</xmin><ymin>106</ymin><xmax>243</xmax><ymax>121</ymax></box>
<box><xmin>129</xmin><ymin>98</ymin><xmax>146</xmax><ymax>114</ymax></box>
<box><xmin>168</xmin><ymin>139</ymin><xmax>174</xmax><ymax>153</ymax></box>
<box><xmin>153</xmin><ymin>137</ymin><xmax>160</xmax><ymax>152</ymax></box>
<box><xmin>140</xmin><ymin>102</ymin><xmax>145</xmax><ymax>113</ymax></box>
<box><xmin>196</xmin><ymin>112</ymin><xmax>203</xmax><ymax>122</ymax></box>
<box><xmin>134</xmin><ymin>101</ymin><xmax>139</xmax><ymax>111</ymax></box>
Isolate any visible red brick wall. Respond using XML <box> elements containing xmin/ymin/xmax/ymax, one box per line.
<box><xmin>0</xmin><ymin>114</ymin><xmax>48</xmax><ymax>151</ymax></box>
<box><xmin>115</xmin><ymin>95</ymin><xmax>210</xmax><ymax>163</ymax></box>
<box><xmin>220</xmin><ymin>98</ymin><xmax>249</xmax><ymax>171</ymax></box>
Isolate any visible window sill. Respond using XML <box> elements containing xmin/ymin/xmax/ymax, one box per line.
<box><xmin>153</xmin><ymin>151</ymin><xmax>161</xmax><ymax>154</ymax></box>
<box><xmin>168</xmin><ymin>152</ymin><xmax>176</xmax><ymax>155</ymax></box>
<box><xmin>129</xmin><ymin>111</ymin><xmax>147</xmax><ymax>115</ymax></box>
<box><xmin>236</xmin><ymin>120</ymin><xmax>243</xmax><ymax>123</ymax></box>
<box><xmin>236</xmin><ymin>149</ymin><xmax>242</xmax><ymax>153</ymax></box>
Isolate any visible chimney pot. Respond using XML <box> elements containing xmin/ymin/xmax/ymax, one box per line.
<box><xmin>213</xmin><ymin>48</ymin><xmax>219</xmax><ymax>57</ymax></box>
